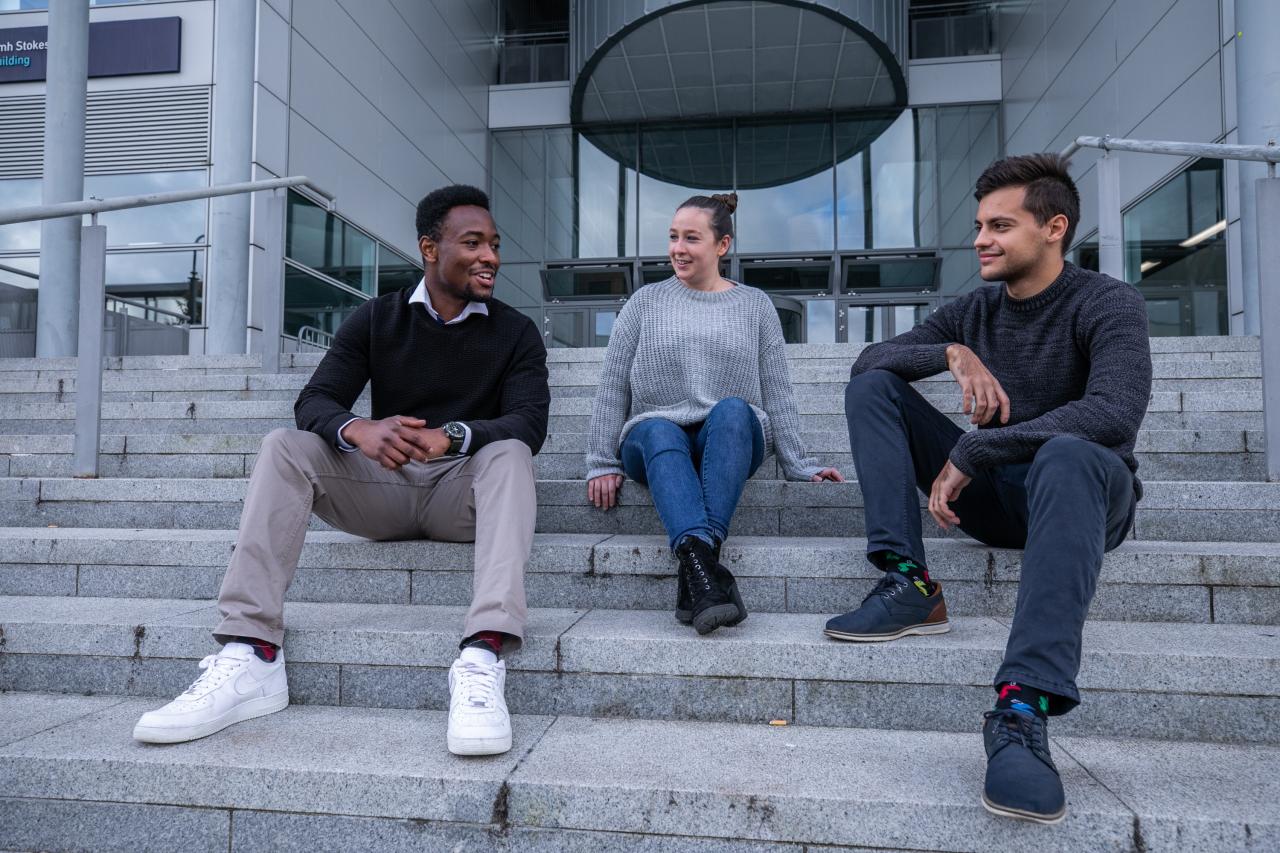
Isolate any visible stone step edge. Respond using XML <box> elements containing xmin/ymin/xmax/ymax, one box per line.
<box><xmin>1</xmin><ymin>529</ymin><xmax>1277</xmax><ymax>587</ymax></box>
<box><xmin>0</xmin><ymin>692</ymin><xmax>1274</xmax><ymax>853</ymax></box>
<box><xmin>4</xmin><ymin>596</ymin><xmax>1278</xmax><ymax>698</ymax></box>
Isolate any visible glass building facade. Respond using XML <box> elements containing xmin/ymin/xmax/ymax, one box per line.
<box><xmin>491</xmin><ymin>104</ymin><xmax>999</xmax><ymax>347</ymax></box>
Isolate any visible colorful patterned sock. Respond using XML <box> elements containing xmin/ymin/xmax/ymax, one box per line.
<box><xmin>232</xmin><ymin>636</ymin><xmax>278</xmax><ymax>663</ymax></box>
<box><xmin>461</xmin><ymin>631</ymin><xmax>504</xmax><ymax>659</ymax></box>
<box><xmin>870</xmin><ymin>550</ymin><xmax>936</xmax><ymax>596</ymax></box>
<box><xmin>995</xmin><ymin>682</ymin><xmax>1051</xmax><ymax>719</ymax></box>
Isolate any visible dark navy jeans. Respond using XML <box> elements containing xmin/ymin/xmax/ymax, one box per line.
<box><xmin>621</xmin><ymin>397</ymin><xmax>766</xmax><ymax>550</ymax></box>
<box><xmin>845</xmin><ymin>370</ymin><xmax>1137</xmax><ymax>713</ymax></box>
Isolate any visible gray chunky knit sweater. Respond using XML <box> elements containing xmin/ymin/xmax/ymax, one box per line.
<box><xmin>586</xmin><ymin>278</ymin><xmax>823</xmax><ymax>482</ymax></box>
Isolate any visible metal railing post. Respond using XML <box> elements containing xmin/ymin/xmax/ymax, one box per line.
<box><xmin>73</xmin><ymin>223</ymin><xmax>107</xmax><ymax>478</ymax></box>
<box><xmin>260</xmin><ymin>188</ymin><xmax>287</xmax><ymax>374</ymax></box>
<box><xmin>1257</xmin><ymin>175</ymin><xmax>1280</xmax><ymax>481</ymax></box>
<box><xmin>1097</xmin><ymin>146</ymin><xmax>1124</xmax><ymax>281</ymax></box>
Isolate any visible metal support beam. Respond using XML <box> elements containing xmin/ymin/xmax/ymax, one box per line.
<box><xmin>1096</xmin><ymin>149</ymin><xmax>1124</xmax><ymax>281</ymax></box>
<box><xmin>1257</xmin><ymin>177</ymin><xmax>1280</xmax><ymax>481</ymax></box>
<box><xmin>206</xmin><ymin>0</ymin><xmax>258</xmax><ymax>354</ymax></box>
<box><xmin>37</xmin><ymin>0</ymin><xmax>89</xmax><ymax>357</ymax></box>
<box><xmin>73</xmin><ymin>224</ymin><xmax>106</xmax><ymax>478</ymax></box>
<box><xmin>259</xmin><ymin>189</ymin><xmax>287</xmax><ymax>374</ymax></box>
<box><xmin>1235</xmin><ymin>0</ymin><xmax>1280</xmax><ymax>335</ymax></box>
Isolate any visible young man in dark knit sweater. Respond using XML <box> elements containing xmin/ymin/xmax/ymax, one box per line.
<box><xmin>133</xmin><ymin>185</ymin><xmax>550</xmax><ymax>757</ymax></box>
<box><xmin>826</xmin><ymin>154</ymin><xmax>1151</xmax><ymax>824</ymax></box>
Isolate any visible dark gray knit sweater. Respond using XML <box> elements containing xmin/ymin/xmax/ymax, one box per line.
<box><xmin>850</xmin><ymin>262</ymin><xmax>1152</xmax><ymax>490</ymax></box>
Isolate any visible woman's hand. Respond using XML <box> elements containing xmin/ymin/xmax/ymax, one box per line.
<box><xmin>587</xmin><ymin>474</ymin><xmax>625</xmax><ymax>509</ymax></box>
<box><xmin>810</xmin><ymin>467</ymin><xmax>845</xmax><ymax>483</ymax></box>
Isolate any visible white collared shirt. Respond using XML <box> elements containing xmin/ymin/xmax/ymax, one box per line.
<box><xmin>336</xmin><ymin>278</ymin><xmax>486</xmax><ymax>453</ymax></box>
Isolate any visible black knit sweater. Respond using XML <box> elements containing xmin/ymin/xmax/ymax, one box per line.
<box><xmin>294</xmin><ymin>289</ymin><xmax>550</xmax><ymax>455</ymax></box>
<box><xmin>851</xmin><ymin>262</ymin><xmax>1152</xmax><ymax>489</ymax></box>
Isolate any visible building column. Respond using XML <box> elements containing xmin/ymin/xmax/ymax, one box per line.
<box><xmin>1235</xmin><ymin>0</ymin><xmax>1280</xmax><ymax>336</ymax></box>
<box><xmin>205</xmin><ymin>0</ymin><xmax>258</xmax><ymax>354</ymax></box>
<box><xmin>36</xmin><ymin>0</ymin><xmax>89</xmax><ymax>358</ymax></box>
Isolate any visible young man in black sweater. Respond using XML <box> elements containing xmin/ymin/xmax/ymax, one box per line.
<box><xmin>133</xmin><ymin>185</ymin><xmax>550</xmax><ymax>757</ymax></box>
<box><xmin>827</xmin><ymin>154</ymin><xmax>1151</xmax><ymax>823</ymax></box>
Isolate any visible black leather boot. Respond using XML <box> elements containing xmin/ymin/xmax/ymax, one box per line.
<box><xmin>674</xmin><ymin>535</ymin><xmax>743</xmax><ymax>635</ymax></box>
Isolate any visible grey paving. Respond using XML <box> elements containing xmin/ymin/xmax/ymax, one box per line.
<box><xmin>0</xmin><ymin>700</ymin><xmax>550</xmax><ymax>824</ymax></box>
<box><xmin>0</xmin><ymin>691</ymin><xmax>123</xmax><ymax>747</ymax></box>
<box><xmin>0</xmin><ymin>797</ymin><xmax>230</xmax><ymax>853</ymax></box>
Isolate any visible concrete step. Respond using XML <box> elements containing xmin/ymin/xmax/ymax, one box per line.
<box><xmin>3</xmin><ymin>596</ymin><xmax>1278</xmax><ymax>744</ymax></box>
<box><xmin>0</xmin><ymin>429</ymin><xmax>1265</xmax><ymax>481</ymax></box>
<box><xmin>2</xmin><ymin>477</ymin><xmax>1279</xmax><ymax>541</ymax></box>
<box><xmin>3</xmin><ymin>529</ymin><xmax>1275</xmax><ymax>624</ymax></box>
<box><xmin>3</xmin><ymin>692</ymin><xmax>1275</xmax><ymax>852</ymax></box>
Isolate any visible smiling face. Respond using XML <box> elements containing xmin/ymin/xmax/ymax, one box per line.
<box><xmin>668</xmin><ymin>207</ymin><xmax>730</xmax><ymax>285</ymax></box>
<box><xmin>974</xmin><ymin>185</ymin><xmax>1068</xmax><ymax>284</ymax></box>
<box><xmin>420</xmin><ymin>205</ymin><xmax>500</xmax><ymax>302</ymax></box>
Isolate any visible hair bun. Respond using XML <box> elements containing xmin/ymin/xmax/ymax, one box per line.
<box><xmin>710</xmin><ymin>192</ymin><xmax>739</xmax><ymax>215</ymax></box>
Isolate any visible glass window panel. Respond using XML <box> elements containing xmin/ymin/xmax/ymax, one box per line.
<box><xmin>283</xmin><ymin>266</ymin><xmax>367</xmax><ymax>337</ymax></box>
<box><xmin>592</xmin><ymin>309</ymin><xmax>617</xmax><ymax>345</ymax></box>
<box><xmin>576</xmin><ymin>130</ymin><xmax>638</xmax><ymax>258</ymax></box>
<box><xmin>376</xmin><ymin>245</ymin><xmax>421</xmax><ymax>296</ymax></box>
<box><xmin>837</xmin><ymin>109</ymin><xmax>936</xmax><ymax>250</ymax></box>
<box><xmin>1123</xmin><ymin>160</ymin><xmax>1227</xmax><ymax>336</ymax></box>
<box><xmin>0</xmin><ymin>256</ymin><xmax>38</xmax><ymax>344</ymax></box>
<box><xmin>806</xmin><ymin>298</ymin><xmax>836</xmax><ymax>343</ymax></box>
<box><xmin>1144</xmin><ymin>298</ymin><xmax>1181</xmax><ymax>337</ymax></box>
<box><xmin>545</xmin><ymin>128</ymin><xmax>576</xmax><ymax>259</ymax></box>
<box><xmin>491</xmin><ymin>129</ymin><xmax>545</xmax><ymax>263</ymax></box>
<box><xmin>638</xmin><ymin>124</ymin><xmax>733</xmax><ymax>257</ymax></box>
<box><xmin>104</xmin><ymin>250</ymin><xmax>204</xmax><ymax>324</ymax></box>
<box><xmin>937</xmin><ymin>104</ymin><xmax>999</xmax><ymax>246</ymax></box>
<box><xmin>0</xmin><ymin>178</ymin><xmax>42</xmax><ymax>251</ymax></box>
<box><xmin>938</xmin><ymin>248</ymin><xmax>982</xmax><ymax>295</ymax></box>
<box><xmin>735</xmin><ymin>120</ymin><xmax>834</xmax><ymax>253</ymax></box>
<box><xmin>892</xmin><ymin>303</ymin><xmax>932</xmax><ymax>336</ymax></box>
<box><xmin>546</xmin><ymin>309</ymin><xmax>582</xmax><ymax>348</ymax></box>
<box><xmin>773</xmin><ymin>302</ymin><xmax>804</xmax><ymax>344</ymax></box>
<box><xmin>286</xmin><ymin>191</ymin><xmax>376</xmax><ymax>293</ymax></box>
<box><xmin>542</xmin><ymin>267</ymin><xmax>630</xmax><ymax>299</ymax></box>
<box><xmin>843</xmin><ymin>257</ymin><xmax>938</xmax><ymax>293</ymax></box>
<box><xmin>86</xmin><ymin>171</ymin><xmax>207</xmax><ymax>247</ymax></box>
<box><xmin>739</xmin><ymin>261</ymin><xmax>831</xmax><ymax>294</ymax></box>
<box><xmin>845</xmin><ymin>305</ymin><xmax>884</xmax><ymax>343</ymax></box>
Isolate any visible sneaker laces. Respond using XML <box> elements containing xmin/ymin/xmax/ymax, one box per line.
<box><xmin>179</xmin><ymin>652</ymin><xmax>249</xmax><ymax>700</ymax></box>
<box><xmin>452</xmin><ymin>661</ymin><xmax>500</xmax><ymax>709</ymax></box>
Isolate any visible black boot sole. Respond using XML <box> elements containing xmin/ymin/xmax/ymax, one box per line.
<box><xmin>692</xmin><ymin>602</ymin><xmax>742</xmax><ymax>635</ymax></box>
<box><xmin>677</xmin><ymin>584</ymin><xmax>747</xmax><ymax>626</ymax></box>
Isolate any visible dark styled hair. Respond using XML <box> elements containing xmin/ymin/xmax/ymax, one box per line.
<box><xmin>416</xmin><ymin>184</ymin><xmax>490</xmax><ymax>241</ymax></box>
<box><xmin>676</xmin><ymin>192</ymin><xmax>739</xmax><ymax>241</ymax></box>
<box><xmin>974</xmin><ymin>153</ymin><xmax>1080</xmax><ymax>251</ymax></box>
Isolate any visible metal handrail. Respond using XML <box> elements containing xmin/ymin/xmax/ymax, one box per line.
<box><xmin>106</xmin><ymin>295</ymin><xmax>190</xmax><ymax>323</ymax></box>
<box><xmin>297</xmin><ymin>325</ymin><xmax>334</xmax><ymax>349</ymax></box>
<box><xmin>2</xmin><ymin>175</ymin><xmax>336</xmax><ymax>477</ymax></box>
<box><xmin>0</xmin><ymin>175</ymin><xmax>335</xmax><ymax>227</ymax></box>
<box><xmin>1060</xmin><ymin>134</ymin><xmax>1279</xmax><ymax>482</ymax></box>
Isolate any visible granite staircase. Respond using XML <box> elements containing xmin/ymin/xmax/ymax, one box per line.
<box><xmin>0</xmin><ymin>337</ymin><xmax>1277</xmax><ymax>852</ymax></box>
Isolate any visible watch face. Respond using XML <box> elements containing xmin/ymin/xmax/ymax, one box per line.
<box><xmin>445</xmin><ymin>422</ymin><xmax>465</xmax><ymax>439</ymax></box>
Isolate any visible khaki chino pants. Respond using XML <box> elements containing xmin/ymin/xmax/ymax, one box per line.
<box><xmin>214</xmin><ymin>428</ymin><xmax>535</xmax><ymax>651</ymax></box>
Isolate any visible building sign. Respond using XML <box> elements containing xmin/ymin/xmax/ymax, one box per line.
<box><xmin>0</xmin><ymin>16</ymin><xmax>181</xmax><ymax>84</ymax></box>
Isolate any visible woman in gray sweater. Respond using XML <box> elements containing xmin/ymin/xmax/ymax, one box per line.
<box><xmin>586</xmin><ymin>193</ymin><xmax>842</xmax><ymax>635</ymax></box>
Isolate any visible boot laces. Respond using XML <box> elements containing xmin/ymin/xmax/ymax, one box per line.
<box><xmin>684</xmin><ymin>548</ymin><xmax>714</xmax><ymax>594</ymax></box>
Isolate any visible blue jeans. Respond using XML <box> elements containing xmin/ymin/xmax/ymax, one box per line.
<box><xmin>621</xmin><ymin>397</ymin><xmax>766</xmax><ymax>550</ymax></box>
<box><xmin>845</xmin><ymin>370</ymin><xmax>1137</xmax><ymax>713</ymax></box>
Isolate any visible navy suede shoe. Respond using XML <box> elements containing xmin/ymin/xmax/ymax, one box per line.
<box><xmin>981</xmin><ymin>708</ymin><xmax>1067</xmax><ymax>824</ymax></box>
<box><xmin>823</xmin><ymin>572</ymin><xmax>949</xmax><ymax>642</ymax></box>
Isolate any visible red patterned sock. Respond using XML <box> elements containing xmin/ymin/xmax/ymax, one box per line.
<box><xmin>232</xmin><ymin>636</ymin><xmax>278</xmax><ymax>663</ymax></box>
<box><xmin>462</xmin><ymin>631</ymin><xmax>504</xmax><ymax>658</ymax></box>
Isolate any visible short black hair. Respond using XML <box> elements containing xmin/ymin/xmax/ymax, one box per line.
<box><xmin>974</xmin><ymin>153</ymin><xmax>1080</xmax><ymax>251</ymax></box>
<box><xmin>415</xmin><ymin>184</ymin><xmax>490</xmax><ymax>242</ymax></box>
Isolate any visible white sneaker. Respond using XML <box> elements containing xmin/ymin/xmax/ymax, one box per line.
<box><xmin>132</xmin><ymin>642</ymin><xmax>289</xmax><ymax>744</ymax></box>
<box><xmin>447</xmin><ymin>657</ymin><xmax>511</xmax><ymax>755</ymax></box>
